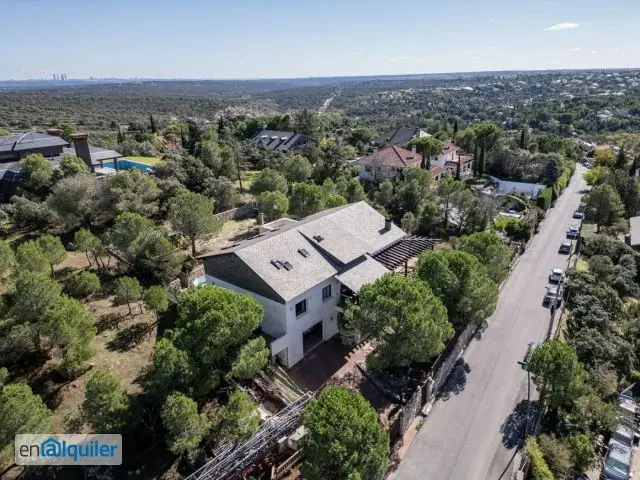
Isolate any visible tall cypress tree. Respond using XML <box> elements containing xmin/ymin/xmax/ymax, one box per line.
<box><xmin>453</xmin><ymin>119</ymin><xmax>459</xmax><ymax>143</ymax></box>
<box><xmin>455</xmin><ymin>152</ymin><xmax>462</xmax><ymax>180</ymax></box>
<box><xmin>520</xmin><ymin>128</ymin><xmax>526</xmax><ymax>149</ymax></box>
<box><xmin>630</xmin><ymin>155</ymin><xmax>639</xmax><ymax>177</ymax></box>
<box><xmin>149</xmin><ymin>114</ymin><xmax>157</xmax><ymax>134</ymax></box>
<box><xmin>615</xmin><ymin>147</ymin><xmax>627</xmax><ymax>170</ymax></box>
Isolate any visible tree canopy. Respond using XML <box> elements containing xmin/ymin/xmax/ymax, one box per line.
<box><xmin>169</xmin><ymin>190</ymin><xmax>223</xmax><ymax>256</ymax></box>
<box><xmin>343</xmin><ymin>274</ymin><xmax>454</xmax><ymax>370</ymax></box>
<box><xmin>301</xmin><ymin>386</ymin><xmax>389</xmax><ymax>480</ymax></box>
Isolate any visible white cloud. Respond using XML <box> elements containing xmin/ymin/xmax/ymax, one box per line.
<box><xmin>545</xmin><ymin>22</ymin><xmax>579</xmax><ymax>31</ymax></box>
<box><xmin>489</xmin><ymin>18</ymin><xmax>496</xmax><ymax>22</ymax></box>
<box><xmin>592</xmin><ymin>50</ymin><xmax>598</xmax><ymax>54</ymax></box>
<box><xmin>568</xmin><ymin>47</ymin><xmax>581</xmax><ymax>52</ymax></box>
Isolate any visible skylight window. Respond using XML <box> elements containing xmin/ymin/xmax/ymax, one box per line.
<box><xmin>313</xmin><ymin>234</ymin><xmax>324</xmax><ymax>242</ymax></box>
<box><xmin>271</xmin><ymin>259</ymin><xmax>284</xmax><ymax>269</ymax></box>
<box><xmin>282</xmin><ymin>261</ymin><xmax>293</xmax><ymax>271</ymax></box>
<box><xmin>298</xmin><ymin>248</ymin><xmax>310</xmax><ymax>258</ymax></box>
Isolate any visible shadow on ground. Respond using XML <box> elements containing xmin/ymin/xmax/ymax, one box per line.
<box><xmin>500</xmin><ymin>399</ymin><xmax>537</xmax><ymax>449</ymax></box>
<box><xmin>107</xmin><ymin>322</ymin><xmax>155</xmax><ymax>352</ymax></box>
<box><xmin>438</xmin><ymin>359</ymin><xmax>470</xmax><ymax>401</ymax></box>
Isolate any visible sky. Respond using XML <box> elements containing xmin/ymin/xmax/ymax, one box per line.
<box><xmin>1</xmin><ymin>0</ymin><xmax>639</xmax><ymax>80</ymax></box>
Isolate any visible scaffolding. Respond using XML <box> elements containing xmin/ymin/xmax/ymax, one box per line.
<box><xmin>185</xmin><ymin>392</ymin><xmax>314</xmax><ymax>480</ymax></box>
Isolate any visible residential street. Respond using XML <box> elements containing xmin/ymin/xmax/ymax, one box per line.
<box><xmin>393</xmin><ymin>165</ymin><xmax>588</xmax><ymax>480</ymax></box>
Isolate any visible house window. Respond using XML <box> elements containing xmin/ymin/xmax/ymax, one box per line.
<box><xmin>295</xmin><ymin>299</ymin><xmax>307</xmax><ymax>317</ymax></box>
<box><xmin>322</xmin><ymin>285</ymin><xmax>332</xmax><ymax>301</ymax></box>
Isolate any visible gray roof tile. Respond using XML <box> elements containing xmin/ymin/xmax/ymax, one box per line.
<box><xmin>334</xmin><ymin>255</ymin><xmax>389</xmax><ymax>293</ymax></box>
<box><xmin>200</xmin><ymin>202</ymin><xmax>405</xmax><ymax>301</ymax></box>
<box><xmin>0</xmin><ymin>132</ymin><xmax>68</xmax><ymax>153</ymax></box>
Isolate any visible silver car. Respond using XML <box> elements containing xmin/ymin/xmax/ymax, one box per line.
<box><xmin>600</xmin><ymin>440</ymin><xmax>632</xmax><ymax>480</ymax></box>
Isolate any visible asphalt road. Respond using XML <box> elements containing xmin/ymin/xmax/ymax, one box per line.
<box><xmin>394</xmin><ymin>165</ymin><xmax>588</xmax><ymax>480</ymax></box>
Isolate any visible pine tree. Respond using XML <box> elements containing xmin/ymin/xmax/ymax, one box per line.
<box><xmin>117</xmin><ymin>128</ymin><xmax>125</xmax><ymax>144</ymax></box>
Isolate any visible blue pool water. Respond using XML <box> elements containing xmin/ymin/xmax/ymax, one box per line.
<box><xmin>103</xmin><ymin>159</ymin><xmax>153</xmax><ymax>172</ymax></box>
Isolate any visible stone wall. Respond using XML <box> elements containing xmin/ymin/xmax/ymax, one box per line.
<box><xmin>215</xmin><ymin>203</ymin><xmax>256</xmax><ymax>221</ymax></box>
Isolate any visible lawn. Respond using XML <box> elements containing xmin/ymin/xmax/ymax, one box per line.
<box><xmin>125</xmin><ymin>155</ymin><xmax>162</xmax><ymax>165</ymax></box>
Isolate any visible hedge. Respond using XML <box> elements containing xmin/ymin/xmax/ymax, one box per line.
<box><xmin>536</xmin><ymin>187</ymin><xmax>553</xmax><ymax>211</ymax></box>
<box><xmin>555</xmin><ymin>167</ymin><xmax>572</xmax><ymax>192</ymax></box>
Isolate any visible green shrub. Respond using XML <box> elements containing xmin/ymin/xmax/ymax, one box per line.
<box><xmin>536</xmin><ymin>187</ymin><xmax>553</xmax><ymax>211</ymax></box>
<box><xmin>70</xmin><ymin>271</ymin><xmax>101</xmax><ymax>298</ymax></box>
<box><xmin>525</xmin><ymin>437</ymin><xmax>554</xmax><ymax>480</ymax></box>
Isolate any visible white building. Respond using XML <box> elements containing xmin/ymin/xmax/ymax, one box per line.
<box><xmin>198</xmin><ymin>202</ymin><xmax>406</xmax><ymax>368</ymax></box>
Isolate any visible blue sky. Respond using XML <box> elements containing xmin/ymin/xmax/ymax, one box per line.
<box><xmin>2</xmin><ymin>0</ymin><xmax>638</xmax><ymax>80</ymax></box>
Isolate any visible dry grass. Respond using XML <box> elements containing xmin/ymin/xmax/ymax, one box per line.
<box><xmin>575</xmin><ymin>258</ymin><xmax>589</xmax><ymax>272</ymax></box>
<box><xmin>195</xmin><ymin>218</ymin><xmax>257</xmax><ymax>255</ymax></box>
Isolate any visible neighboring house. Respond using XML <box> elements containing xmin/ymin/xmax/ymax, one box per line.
<box><xmin>0</xmin><ymin>129</ymin><xmax>122</xmax><ymax>198</ymax></box>
<box><xmin>487</xmin><ymin>175</ymin><xmax>546</xmax><ymax>197</ymax></box>
<box><xmin>444</xmin><ymin>154</ymin><xmax>474</xmax><ymax>177</ymax></box>
<box><xmin>372</xmin><ymin>126</ymin><xmax>431</xmax><ymax>147</ymax></box>
<box><xmin>357</xmin><ymin>145</ymin><xmax>422</xmax><ymax>181</ymax></box>
<box><xmin>627</xmin><ymin>216</ymin><xmax>640</xmax><ymax>249</ymax></box>
<box><xmin>357</xmin><ymin>145</ymin><xmax>453</xmax><ymax>182</ymax></box>
<box><xmin>250</xmin><ymin>128</ymin><xmax>311</xmax><ymax>151</ymax></box>
<box><xmin>199</xmin><ymin>202</ymin><xmax>413</xmax><ymax>368</ymax></box>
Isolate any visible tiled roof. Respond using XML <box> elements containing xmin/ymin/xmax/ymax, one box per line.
<box><xmin>200</xmin><ymin>202</ymin><xmax>405</xmax><ymax>302</ymax></box>
<box><xmin>357</xmin><ymin>146</ymin><xmax>422</xmax><ymax>168</ymax></box>
<box><xmin>62</xmin><ymin>146</ymin><xmax>122</xmax><ymax>164</ymax></box>
<box><xmin>430</xmin><ymin>166</ymin><xmax>446</xmax><ymax>176</ymax></box>
<box><xmin>373</xmin><ymin>126</ymin><xmax>430</xmax><ymax>146</ymax></box>
<box><xmin>250</xmin><ymin>129</ymin><xmax>311</xmax><ymax>151</ymax></box>
<box><xmin>0</xmin><ymin>131</ymin><xmax>68</xmax><ymax>153</ymax></box>
<box><xmin>334</xmin><ymin>255</ymin><xmax>389</xmax><ymax>293</ymax></box>
<box><xmin>446</xmin><ymin>154</ymin><xmax>474</xmax><ymax>165</ymax></box>
<box><xmin>442</xmin><ymin>144</ymin><xmax>460</xmax><ymax>154</ymax></box>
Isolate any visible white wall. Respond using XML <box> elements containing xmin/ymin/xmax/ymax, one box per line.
<box><xmin>487</xmin><ymin>175</ymin><xmax>546</xmax><ymax>196</ymax></box>
<box><xmin>205</xmin><ymin>274</ymin><xmax>341</xmax><ymax>368</ymax></box>
<box><xmin>358</xmin><ymin>164</ymin><xmax>403</xmax><ymax>182</ymax></box>
<box><xmin>204</xmin><ymin>274</ymin><xmax>287</xmax><ymax>338</ymax></box>
<box><xmin>282</xmin><ymin>278</ymin><xmax>341</xmax><ymax>367</ymax></box>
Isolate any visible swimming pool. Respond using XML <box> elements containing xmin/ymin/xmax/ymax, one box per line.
<box><xmin>103</xmin><ymin>159</ymin><xmax>153</xmax><ymax>172</ymax></box>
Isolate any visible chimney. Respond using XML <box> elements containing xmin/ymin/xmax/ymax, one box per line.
<box><xmin>384</xmin><ymin>217</ymin><xmax>392</xmax><ymax>232</ymax></box>
<box><xmin>46</xmin><ymin>128</ymin><xmax>62</xmax><ymax>137</ymax></box>
<box><xmin>411</xmin><ymin>145</ymin><xmax>417</xmax><ymax>155</ymax></box>
<box><xmin>258</xmin><ymin>212</ymin><xmax>265</xmax><ymax>226</ymax></box>
<box><xmin>71</xmin><ymin>133</ymin><xmax>93</xmax><ymax>171</ymax></box>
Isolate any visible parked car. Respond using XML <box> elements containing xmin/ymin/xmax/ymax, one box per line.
<box><xmin>567</xmin><ymin>226</ymin><xmax>580</xmax><ymax>240</ymax></box>
<box><xmin>543</xmin><ymin>285</ymin><xmax>563</xmax><ymax>308</ymax></box>
<box><xmin>573</xmin><ymin>210</ymin><xmax>585</xmax><ymax>219</ymax></box>
<box><xmin>600</xmin><ymin>440</ymin><xmax>632</xmax><ymax>480</ymax></box>
<box><xmin>549</xmin><ymin>268</ymin><xmax>565</xmax><ymax>284</ymax></box>
<box><xmin>559</xmin><ymin>240</ymin><xmax>572</xmax><ymax>254</ymax></box>
<box><xmin>610</xmin><ymin>424</ymin><xmax>635</xmax><ymax>449</ymax></box>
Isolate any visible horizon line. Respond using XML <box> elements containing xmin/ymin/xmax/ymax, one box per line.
<box><xmin>2</xmin><ymin>66</ymin><xmax>640</xmax><ymax>83</ymax></box>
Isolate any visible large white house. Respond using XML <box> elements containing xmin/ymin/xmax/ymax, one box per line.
<box><xmin>198</xmin><ymin>202</ymin><xmax>408</xmax><ymax>368</ymax></box>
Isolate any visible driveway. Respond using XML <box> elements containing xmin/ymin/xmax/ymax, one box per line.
<box><xmin>393</xmin><ymin>165</ymin><xmax>588</xmax><ymax>480</ymax></box>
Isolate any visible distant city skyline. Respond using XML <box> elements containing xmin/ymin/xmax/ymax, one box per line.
<box><xmin>1</xmin><ymin>0</ymin><xmax>639</xmax><ymax>81</ymax></box>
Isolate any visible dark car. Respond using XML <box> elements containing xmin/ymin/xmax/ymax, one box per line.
<box><xmin>559</xmin><ymin>240</ymin><xmax>572</xmax><ymax>254</ymax></box>
<box><xmin>573</xmin><ymin>210</ymin><xmax>584</xmax><ymax>219</ymax></box>
<box><xmin>543</xmin><ymin>285</ymin><xmax>563</xmax><ymax>308</ymax></box>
